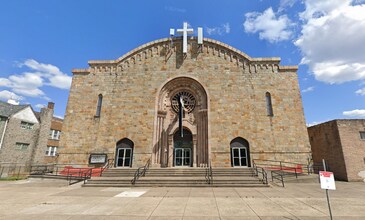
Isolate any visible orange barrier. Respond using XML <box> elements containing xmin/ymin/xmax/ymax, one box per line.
<box><xmin>59</xmin><ymin>166</ymin><xmax>103</xmax><ymax>177</ymax></box>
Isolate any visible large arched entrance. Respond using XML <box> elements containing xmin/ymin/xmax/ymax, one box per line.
<box><xmin>173</xmin><ymin>128</ymin><xmax>193</xmax><ymax>167</ymax></box>
<box><xmin>153</xmin><ymin>77</ymin><xmax>208</xmax><ymax>167</ymax></box>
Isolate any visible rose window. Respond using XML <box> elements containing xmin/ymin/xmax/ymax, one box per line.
<box><xmin>171</xmin><ymin>91</ymin><xmax>196</xmax><ymax>113</ymax></box>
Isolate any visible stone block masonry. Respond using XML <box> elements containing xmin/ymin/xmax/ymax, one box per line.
<box><xmin>58</xmin><ymin>37</ymin><xmax>311</xmax><ymax>168</ymax></box>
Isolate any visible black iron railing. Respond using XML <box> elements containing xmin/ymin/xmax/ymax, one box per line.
<box><xmin>253</xmin><ymin>159</ymin><xmax>320</xmax><ymax>187</ymax></box>
<box><xmin>271</xmin><ymin>170</ymin><xmax>285</xmax><ymax>187</ymax></box>
<box><xmin>205</xmin><ymin>161</ymin><xmax>213</xmax><ymax>185</ymax></box>
<box><xmin>131</xmin><ymin>158</ymin><xmax>151</xmax><ymax>185</ymax></box>
<box><xmin>99</xmin><ymin>159</ymin><xmax>114</xmax><ymax>177</ymax></box>
<box><xmin>252</xmin><ymin>159</ymin><xmax>312</xmax><ymax>175</ymax></box>
<box><xmin>252</xmin><ymin>161</ymin><xmax>268</xmax><ymax>185</ymax></box>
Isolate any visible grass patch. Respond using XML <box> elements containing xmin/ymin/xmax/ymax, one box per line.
<box><xmin>0</xmin><ymin>176</ymin><xmax>28</xmax><ymax>181</ymax></box>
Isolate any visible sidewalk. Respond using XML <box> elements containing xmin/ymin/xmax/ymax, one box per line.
<box><xmin>0</xmin><ymin>178</ymin><xmax>364</xmax><ymax>219</ymax></box>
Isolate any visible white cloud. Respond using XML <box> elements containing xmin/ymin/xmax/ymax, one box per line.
<box><xmin>206</xmin><ymin>23</ymin><xmax>230</xmax><ymax>36</ymax></box>
<box><xmin>13</xmin><ymin>87</ymin><xmax>46</xmax><ymax>98</ymax></box>
<box><xmin>278</xmin><ymin>0</ymin><xmax>296</xmax><ymax>12</ymax></box>
<box><xmin>9</xmin><ymin>72</ymin><xmax>44</xmax><ymax>88</ymax></box>
<box><xmin>0</xmin><ymin>78</ymin><xmax>11</xmax><ymax>87</ymax></box>
<box><xmin>35</xmin><ymin>104</ymin><xmax>46</xmax><ymax>109</ymax></box>
<box><xmin>54</xmin><ymin>115</ymin><xmax>64</xmax><ymax>119</ymax></box>
<box><xmin>302</xmin><ymin>86</ymin><xmax>315</xmax><ymax>93</ymax></box>
<box><xmin>0</xmin><ymin>90</ymin><xmax>24</xmax><ymax>101</ymax></box>
<box><xmin>355</xmin><ymin>88</ymin><xmax>365</xmax><ymax>95</ymax></box>
<box><xmin>295</xmin><ymin>0</ymin><xmax>365</xmax><ymax>84</ymax></box>
<box><xmin>244</xmin><ymin>7</ymin><xmax>293</xmax><ymax>43</ymax></box>
<box><xmin>22</xmin><ymin>59</ymin><xmax>72</xmax><ymax>89</ymax></box>
<box><xmin>0</xmin><ymin>59</ymin><xmax>71</xmax><ymax>100</ymax></box>
<box><xmin>343</xmin><ymin>109</ymin><xmax>365</xmax><ymax>117</ymax></box>
<box><xmin>306</xmin><ymin>121</ymin><xmax>324</xmax><ymax>127</ymax></box>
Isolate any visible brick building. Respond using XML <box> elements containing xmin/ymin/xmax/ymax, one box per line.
<box><xmin>308</xmin><ymin>119</ymin><xmax>365</xmax><ymax>181</ymax></box>
<box><xmin>0</xmin><ymin>100</ymin><xmax>63</xmax><ymax>166</ymax></box>
<box><xmin>58</xmin><ymin>24</ymin><xmax>311</xmax><ymax>168</ymax></box>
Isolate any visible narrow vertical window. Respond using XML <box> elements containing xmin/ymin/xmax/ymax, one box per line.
<box><xmin>266</xmin><ymin>92</ymin><xmax>273</xmax><ymax>116</ymax></box>
<box><xmin>360</xmin><ymin>131</ymin><xmax>365</xmax><ymax>140</ymax></box>
<box><xmin>96</xmin><ymin>94</ymin><xmax>103</xmax><ymax>117</ymax></box>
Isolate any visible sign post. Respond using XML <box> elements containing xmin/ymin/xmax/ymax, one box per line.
<box><xmin>320</xmin><ymin>159</ymin><xmax>334</xmax><ymax>220</ymax></box>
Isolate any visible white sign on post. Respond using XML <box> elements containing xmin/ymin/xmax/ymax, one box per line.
<box><xmin>319</xmin><ymin>171</ymin><xmax>336</xmax><ymax>190</ymax></box>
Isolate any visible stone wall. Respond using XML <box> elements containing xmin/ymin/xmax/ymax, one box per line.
<box><xmin>337</xmin><ymin>120</ymin><xmax>365</xmax><ymax>181</ymax></box>
<box><xmin>308</xmin><ymin>119</ymin><xmax>365</xmax><ymax>181</ymax></box>
<box><xmin>0</xmin><ymin>117</ymin><xmax>7</xmax><ymax>147</ymax></box>
<box><xmin>0</xmin><ymin>117</ymin><xmax>40</xmax><ymax>165</ymax></box>
<box><xmin>32</xmin><ymin>107</ymin><xmax>54</xmax><ymax>164</ymax></box>
<box><xmin>58</xmin><ymin>37</ymin><xmax>311</xmax><ymax>167</ymax></box>
<box><xmin>308</xmin><ymin>120</ymin><xmax>348</xmax><ymax>180</ymax></box>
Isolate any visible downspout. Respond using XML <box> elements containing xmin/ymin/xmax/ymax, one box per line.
<box><xmin>0</xmin><ymin>118</ymin><xmax>9</xmax><ymax>149</ymax></box>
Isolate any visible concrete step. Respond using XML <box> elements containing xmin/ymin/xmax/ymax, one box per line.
<box><xmin>84</xmin><ymin>167</ymin><xmax>266</xmax><ymax>187</ymax></box>
<box><xmin>83</xmin><ymin>182</ymin><xmax>268</xmax><ymax>187</ymax></box>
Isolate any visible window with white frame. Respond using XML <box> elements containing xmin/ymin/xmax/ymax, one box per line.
<box><xmin>15</xmin><ymin>142</ymin><xmax>29</xmax><ymax>150</ymax></box>
<box><xmin>45</xmin><ymin>146</ymin><xmax>57</xmax><ymax>156</ymax></box>
<box><xmin>360</xmin><ymin>132</ymin><xmax>365</xmax><ymax>140</ymax></box>
<box><xmin>49</xmin><ymin>129</ymin><xmax>61</xmax><ymax>140</ymax></box>
<box><xmin>20</xmin><ymin>121</ymin><xmax>34</xmax><ymax>130</ymax></box>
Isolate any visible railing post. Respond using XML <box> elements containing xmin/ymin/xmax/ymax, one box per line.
<box><xmin>280</xmin><ymin>161</ymin><xmax>282</xmax><ymax>171</ymax></box>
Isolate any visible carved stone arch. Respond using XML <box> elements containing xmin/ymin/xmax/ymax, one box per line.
<box><xmin>153</xmin><ymin>76</ymin><xmax>208</xmax><ymax>167</ymax></box>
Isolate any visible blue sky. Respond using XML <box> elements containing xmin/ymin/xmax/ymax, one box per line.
<box><xmin>1</xmin><ymin>0</ymin><xmax>365</xmax><ymax>125</ymax></box>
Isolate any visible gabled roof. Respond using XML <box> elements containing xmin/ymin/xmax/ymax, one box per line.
<box><xmin>0</xmin><ymin>100</ymin><xmax>29</xmax><ymax>118</ymax></box>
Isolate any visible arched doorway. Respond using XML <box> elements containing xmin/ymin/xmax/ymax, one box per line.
<box><xmin>173</xmin><ymin>128</ymin><xmax>193</xmax><ymax>167</ymax></box>
<box><xmin>230</xmin><ymin>137</ymin><xmax>250</xmax><ymax>167</ymax></box>
<box><xmin>115</xmin><ymin>138</ymin><xmax>134</xmax><ymax>167</ymax></box>
<box><xmin>153</xmin><ymin>77</ymin><xmax>208</xmax><ymax>167</ymax></box>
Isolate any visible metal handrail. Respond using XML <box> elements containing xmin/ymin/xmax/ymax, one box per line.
<box><xmin>83</xmin><ymin>168</ymin><xmax>93</xmax><ymax>184</ymax></box>
<box><xmin>252</xmin><ymin>161</ymin><xmax>268</xmax><ymax>185</ymax></box>
<box><xmin>64</xmin><ymin>167</ymin><xmax>93</xmax><ymax>185</ymax></box>
<box><xmin>131</xmin><ymin>158</ymin><xmax>151</xmax><ymax>185</ymax></box>
<box><xmin>253</xmin><ymin>159</ymin><xmax>311</xmax><ymax>175</ymax></box>
<box><xmin>205</xmin><ymin>161</ymin><xmax>213</xmax><ymax>184</ymax></box>
<box><xmin>271</xmin><ymin>170</ymin><xmax>285</xmax><ymax>187</ymax></box>
<box><xmin>99</xmin><ymin>159</ymin><xmax>114</xmax><ymax>177</ymax></box>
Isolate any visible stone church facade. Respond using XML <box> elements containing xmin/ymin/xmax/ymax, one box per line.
<box><xmin>58</xmin><ymin>35</ymin><xmax>311</xmax><ymax>168</ymax></box>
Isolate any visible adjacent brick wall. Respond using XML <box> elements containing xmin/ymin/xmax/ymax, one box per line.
<box><xmin>337</xmin><ymin>120</ymin><xmax>365</xmax><ymax>181</ymax></box>
<box><xmin>308</xmin><ymin>119</ymin><xmax>365</xmax><ymax>181</ymax></box>
<box><xmin>32</xmin><ymin>107</ymin><xmax>53</xmax><ymax>164</ymax></box>
<box><xmin>308</xmin><ymin>120</ymin><xmax>347</xmax><ymax>180</ymax></box>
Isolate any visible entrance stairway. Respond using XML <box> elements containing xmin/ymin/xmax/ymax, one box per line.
<box><xmin>84</xmin><ymin>167</ymin><xmax>268</xmax><ymax>187</ymax></box>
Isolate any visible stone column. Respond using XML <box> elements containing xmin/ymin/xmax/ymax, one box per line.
<box><xmin>168</xmin><ymin>135</ymin><xmax>173</xmax><ymax>167</ymax></box>
<box><xmin>198</xmin><ymin>109</ymin><xmax>208</xmax><ymax>166</ymax></box>
<box><xmin>193</xmin><ymin>134</ymin><xmax>197</xmax><ymax>167</ymax></box>
<box><xmin>154</xmin><ymin>110</ymin><xmax>166</xmax><ymax>165</ymax></box>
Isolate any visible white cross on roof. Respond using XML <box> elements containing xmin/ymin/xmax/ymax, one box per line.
<box><xmin>177</xmin><ymin>22</ymin><xmax>194</xmax><ymax>54</ymax></box>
